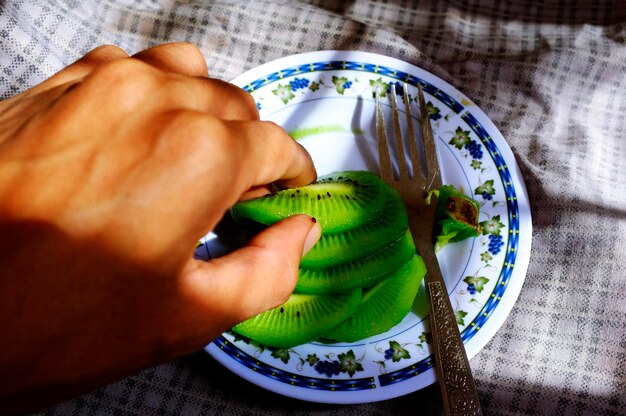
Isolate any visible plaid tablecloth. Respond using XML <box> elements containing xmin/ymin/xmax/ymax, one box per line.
<box><xmin>2</xmin><ymin>1</ymin><xmax>626</xmax><ymax>415</ymax></box>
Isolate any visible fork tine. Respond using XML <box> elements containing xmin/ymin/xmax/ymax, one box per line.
<box><xmin>417</xmin><ymin>84</ymin><xmax>441</xmax><ymax>186</ymax></box>
<box><xmin>402</xmin><ymin>83</ymin><xmax>421</xmax><ymax>179</ymax></box>
<box><xmin>389</xmin><ymin>86</ymin><xmax>408</xmax><ymax>180</ymax></box>
<box><xmin>375</xmin><ymin>88</ymin><xmax>394</xmax><ymax>184</ymax></box>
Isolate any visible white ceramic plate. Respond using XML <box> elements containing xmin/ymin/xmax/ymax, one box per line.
<box><xmin>200</xmin><ymin>51</ymin><xmax>532</xmax><ymax>404</ymax></box>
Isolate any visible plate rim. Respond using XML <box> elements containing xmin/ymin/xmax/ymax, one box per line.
<box><xmin>203</xmin><ymin>49</ymin><xmax>533</xmax><ymax>404</ymax></box>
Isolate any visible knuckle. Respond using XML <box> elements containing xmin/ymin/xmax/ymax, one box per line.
<box><xmin>100</xmin><ymin>58</ymin><xmax>154</xmax><ymax>84</ymax></box>
<box><xmin>86</xmin><ymin>59</ymin><xmax>159</xmax><ymax>108</ymax></box>
<box><xmin>259</xmin><ymin>120</ymin><xmax>288</xmax><ymax>138</ymax></box>
<box><xmin>164</xmin><ymin>112</ymin><xmax>236</xmax><ymax>157</ymax></box>
<box><xmin>238</xmin><ymin>90</ymin><xmax>259</xmax><ymax>119</ymax></box>
<box><xmin>55</xmin><ymin>45</ymin><xmax>129</xmax><ymax>84</ymax></box>
<box><xmin>169</xmin><ymin>41</ymin><xmax>204</xmax><ymax>61</ymax></box>
<box><xmin>134</xmin><ymin>42</ymin><xmax>209</xmax><ymax>77</ymax></box>
<box><xmin>173</xmin><ymin>42</ymin><xmax>208</xmax><ymax>75</ymax></box>
<box><xmin>257</xmin><ymin>121</ymin><xmax>295</xmax><ymax>152</ymax></box>
<box><xmin>85</xmin><ymin>44</ymin><xmax>129</xmax><ymax>61</ymax></box>
<box><xmin>209</xmin><ymin>79</ymin><xmax>259</xmax><ymax>120</ymax></box>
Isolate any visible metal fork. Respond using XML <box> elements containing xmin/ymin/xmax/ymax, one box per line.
<box><xmin>375</xmin><ymin>84</ymin><xmax>482</xmax><ymax>415</ymax></box>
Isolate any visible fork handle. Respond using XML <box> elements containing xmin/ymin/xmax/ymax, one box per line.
<box><xmin>427</xmin><ymin>279</ymin><xmax>483</xmax><ymax>416</ymax></box>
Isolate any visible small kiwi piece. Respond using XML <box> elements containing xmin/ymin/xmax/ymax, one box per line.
<box><xmin>230</xmin><ymin>171</ymin><xmax>387</xmax><ymax>234</ymax></box>
<box><xmin>300</xmin><ymin>185</ymin><xmax>408</xmax><ymax>268</ymax></box>
<box><xmin>323</xmin><ymin>255</ymin><xmax>427</xmax><ymax>342</ymax></box>
<box><xmin>232</xmin><ymin>290</ymin><xmax>362</xmax><ymax>348</ymax></box>
<box><xmin>430</xmin><ymin>184</ymin><xmax>482</xmax><ymax>251</ymax></box>
<box><xmin>295</xmin><ymin>229</ymin><xmax>416</xmax><ymax>295</ymax></box>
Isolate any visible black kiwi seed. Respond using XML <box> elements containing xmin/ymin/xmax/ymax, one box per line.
<box><xmin>229</xmin><ymin>170</ymin><xmax>427</xmax><ymax>347</ymax></box>
<box><xmin>230</xmin><ymin>171</ymin><xmax>387</xmax><ymax>233</ymax></box>
<box><xmin>301</xmin><ymin>185</ymin><xmax>408</xmax><ymax>269</ymax></box>
<box><xmin>297</xmin><ymin>230</ymin><xmax>416</xmax><ymax>294</ymax></box>
<box><xmin>232</xmin><ymin>291</ymin><xmax>362</xmax><ymax>348</ymax></box>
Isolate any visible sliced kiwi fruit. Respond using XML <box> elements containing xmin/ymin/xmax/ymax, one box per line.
<box><xmin>227</xmin><ymin>170</ymin><xmax>452</xmax><ymax>347</ymax></box>
<box><xmin>295</xmin><ymin>230</ymin><xmax>416</xmax><ymax>295</ymax></box>
<box><xmin>230</xmin><ymin>171</ymin><xmax>387</xmax><ymax>234</ymax></box>
<box><xmin>300</xmin><ymin>185</ymin><xmax>408</xmax><ymax>268</ymax></box>
<box><xmin>232</xmin><ymin>289</ymin><xmax>362</xmax><ymax>349</ymax></box>
<box><xmin>322</xmin><ymin>255</ymin><xmax>427</xmax><ymax>342</ymax></box>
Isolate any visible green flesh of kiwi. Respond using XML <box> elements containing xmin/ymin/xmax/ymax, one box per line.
<box><xmin>230</xmin><ymin>171</ymin><xmax>387</xmax><ymax>234</ymax></box>
<box><xmin>323</xmin><ymin>255</ymin><xmax>427</xmax><ymax>342</ymax></box>
<box><xmin>296</xmin><ymin>229</ymin><xmax>416</xmax><ymax>294</ymax></box>
<box><xmin>228</xmin><ymin>170</ymin><xmax>436</xmax><ymax>347</ymax></box>
<box><xmin>300</xmin><ymin>185</ymin><xmax>408</xmax><ymax>268</ymax></box>
<box><xmin>232</xmin><ymin>290</ymin><xmax>361</xmax><ymax>348</ymax></box>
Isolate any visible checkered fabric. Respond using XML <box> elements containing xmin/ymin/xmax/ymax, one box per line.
<box><xmin>2</xmin><ymin>1</ymin><xmax>626</xmax><ymax>415</ymax></box>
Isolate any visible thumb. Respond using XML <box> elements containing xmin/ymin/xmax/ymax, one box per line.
<box><xmin>179</xmin><ymin>214</ymin><xmax>322</xmax><ymax>337</ymax></box>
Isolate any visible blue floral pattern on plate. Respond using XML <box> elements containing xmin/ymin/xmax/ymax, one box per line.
<box><xmin>200</xmin><ymin>51</ymin><xmax>532</xmax><ymax>404</ymax></box>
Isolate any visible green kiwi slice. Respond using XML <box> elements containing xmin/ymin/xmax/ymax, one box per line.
<box><xmin>295</xmin><ymin>230</ymin><xmax>416</xmax><ymax>295</ymax></box>
<box><xmin>322</xmin><ymin>255</ymin><xmax>427</xmax><ymax>342</ymax></box>
<box><xmin>232</xmin><ymin>289</ymin><xmax>362</xmax><ymax>348</ymax></box>
<box><xmin>300</xmin><ymin>185</ymin><xmax>408</xmax><ymax>268</ymax></box>
<box><xmin>230</xmin><ymin>171</ymin><xmax>387</xmax><ymax>234</ymax></box>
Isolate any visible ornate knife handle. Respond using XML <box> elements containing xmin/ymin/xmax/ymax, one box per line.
<box><xmin>428</xmin><ymin>280</ymin><xmax>483</xmax><ymax>416</ymax></box>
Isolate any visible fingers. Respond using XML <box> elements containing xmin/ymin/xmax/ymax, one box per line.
<box><xmin>180</xmin><ymin>215</ymin><xmax>322</xmax><ymax>331</ymax></box>
<box><xmin>52</xmin><ymin>57</ymin><xmax>259</xmax><ymax>124</ymax></box>
<box><xmin>239</xmin><ymin>185</ymin><xmax>273</xmax><ymax>201</ymax></box>
<box><xmin>132</xmin><ymin>42</ymin><xmax>209</xmax><ymax>77</ymax></box>
<box><xmin>206</xmin><ymin>118</ymin><xmax>317</xmax><ymax>198</ymax></box>
<box><xmin>130</xmin><ymin>111</ymin><xmax>316</xmax><ymax>218</ymax></box>
<box><xmin>108</xmin><ymin>42</ymin><xmax>258</xmax><ymax>120</ymax></box>
<box><xmin>19</xmin><ymin>42</ymin><xmax>258</xmax><ymax>123</ymax></box>
<box><xmin>117</xmin><ymin>42</ymin><xmax>258</xmax><ymax>120</ymax></box>
<box><xmin>167</xmin><ymin>77</ymin><xmax>260</xmax><ymax>121</ymax></box>
<box><xmin>29</xmin><ymin>42</ymin><xmax>207</xmax><ymax>94</ymax></box>
<box><xmin>232</xmin><ymin>119</ymin><xmax>318</xmax><ymax>191</ymax></box>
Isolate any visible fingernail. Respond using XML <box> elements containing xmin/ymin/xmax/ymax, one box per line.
<box><xmin>302</xmin><ymin>217</ymin><xmax>322</xmax><ymax>257</ymax></box>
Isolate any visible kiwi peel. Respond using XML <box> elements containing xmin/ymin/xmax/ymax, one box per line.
<box><xmin>429</xmin><ymin>185</ymin><xmax>482</xmax><ymax>252</ymax></box>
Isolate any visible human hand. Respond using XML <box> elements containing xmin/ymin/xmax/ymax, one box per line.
<box><xmin>0</xmin><ymin>43</ymin><xmax>320</xmax><ymax>412</ymax></box>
